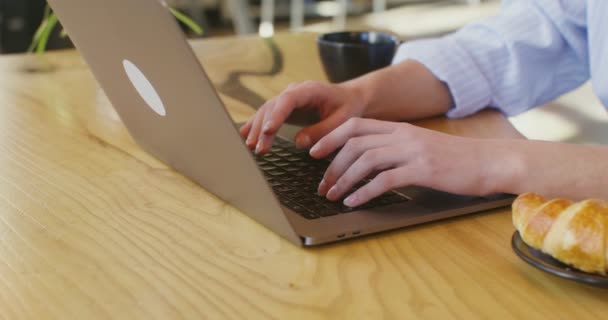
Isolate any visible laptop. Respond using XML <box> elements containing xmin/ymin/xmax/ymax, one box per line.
<box><xmin>47</xmin><ymin>0</ymin><xmax>514</xmax><ymax>246</ymax></box>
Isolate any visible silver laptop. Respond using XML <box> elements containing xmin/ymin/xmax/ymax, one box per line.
<box><xmin>47</xmin><ymin>0</ymin><xmax>514</xmax><ymax>246</ymax></box>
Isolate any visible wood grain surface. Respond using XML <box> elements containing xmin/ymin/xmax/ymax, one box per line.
<box><xmin>0</xmin><ymin>32</ymin><xmax>606</xmax><ymax>320</ymax></box>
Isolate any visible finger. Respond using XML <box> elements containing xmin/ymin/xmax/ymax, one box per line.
<box><xmin>262</xmin><ymin>81</ymin><xmax>330</xmax><ymax>136</ymax></box>
<box><xmin>344</xmin><ymin>167</ymin><xmax>411</xmax><ymax>207</ymax></box>
<box><xmin>246</xmin><ymin>104</ymin><xmax>269</xmax><ymax>151</ymax></box>
<box><xmin>239</xmin><ymin>117</ymin><xmax>255</xmax><ymax>138</ymax></box>
<box><xmin>310</xmin><ymin>118</ymin><xmax>399</xmax><ymax>159</ymax></box>
<box><xmin>260</xmin><ymin>135</ymin><xmax>276</xmax><ymax>155</ymax></box>
<box><xmin>326</xmin><ymin>147</ymin><xmax>402</xmax><ymax>201</ymax></box>
<box><xmin>296</xmin><ymin>110</ymin><xmax>348</xmax><ymax>150</ymax></box>
<box><xmin>257</xmin><ymin>100</ymin><xmax>280</xmax><ymax>154</ymax></box>
<box><xmin>318</xmin><ymin>134</ymin><xmax>394</xmax><ymax>196</ymax></box>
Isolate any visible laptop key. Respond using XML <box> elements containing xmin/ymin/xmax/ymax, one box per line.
<box><xmin>300</xmin><ymin>212</ymin><xmax>320</xmax><ymax>220</ymax></box>
<box><xmin>260</xmin><ymin>164</ymin><xmax>277</xmax><ymax>170</ymax></box>
<box><xmin>316</xmin><ymin>206</ymin><xmax>339</xmax><ymax>217</ymax></box>
<box><xmin>267</xmin><ymin>170</ymin><xmax>287</xmax><ymax>176</ymax></box>
<box><xmin>264</xmin><ymin>156</ymin><xmax>282</xmax><ymax>162</ymax></box>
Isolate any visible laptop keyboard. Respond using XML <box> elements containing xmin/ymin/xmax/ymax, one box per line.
<box><xmin>254</xmin><ymin>138</ymin><xmax>408</xmax><ymax>219</ymax></box>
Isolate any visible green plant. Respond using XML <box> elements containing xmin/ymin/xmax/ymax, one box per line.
<box><xmin>29</xmin><ymin>4</ymin><xmax>203</xmax><ymax>54</ymax></box>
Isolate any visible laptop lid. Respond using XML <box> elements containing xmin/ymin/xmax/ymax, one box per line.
<box><xmin>46</xmin><ymin>0</ymin><xmax>302</xmax><ymax>244</ymax></box>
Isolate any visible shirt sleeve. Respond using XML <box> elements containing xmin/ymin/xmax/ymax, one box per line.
<box><xmin>392</xmin><ymin>0</ymin><xmax>590</xmax><ymax>118</ymax></box>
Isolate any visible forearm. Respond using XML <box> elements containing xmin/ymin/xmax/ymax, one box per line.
<box><xmin>484</xmin><ymin>139</ymin><xmax>608</xmax><ymax>200</ymax></box>
<box><xmin>341</xmin><ymin>59</ymin><xmax>453</xmax><ymax>121</ymax></box>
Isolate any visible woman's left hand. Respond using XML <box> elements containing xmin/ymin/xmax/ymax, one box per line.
<box><xmin>309</xmin><ymin>118</ymin><xmax>510</xmax><ymax>207</ymax></box>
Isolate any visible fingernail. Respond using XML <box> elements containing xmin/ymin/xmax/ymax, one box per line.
<box><xmin>296</xmin><ymin>135</ymin><xmax>311</xmax><ymax>149</ymax></box>
<box><xmin>246</xmin><ymin>138</ymin><xmax>254</xmax><ymax>148</ymax></box>
<box><xmin>255</xmin><ymin>141</ymin><xmax>262</xmax><ymax>154</ymax></box>
<box><xmin>344</xmin><ymin>195</ymin><xmax>358</xmax><ymax>207</ymax></box>
<box><xmin>310</xmin><ymin>143</ymin><xmax>320</xmax><ymax>156</ymax></box>
<box><xmin>263</xmin><ymin>121</ymin><xmax>273</xmax><ymax>133</ymax></box>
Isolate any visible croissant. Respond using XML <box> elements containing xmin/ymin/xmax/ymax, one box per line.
<box><xmin>512</xmin><ymin>193</ymin><xmax>608</xmax><ymax>275</ymax></box>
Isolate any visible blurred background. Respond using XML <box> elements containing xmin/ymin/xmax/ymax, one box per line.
<box><xmin>0</xmin><ymin>0</ymin><xmax>498</xmax><ymax>54</ymax></box>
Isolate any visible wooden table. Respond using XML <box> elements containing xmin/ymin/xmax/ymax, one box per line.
<box><xmin>0</xmin><ymin>32</ymin><xmax>606</xmax><ymax>320</ymax></box>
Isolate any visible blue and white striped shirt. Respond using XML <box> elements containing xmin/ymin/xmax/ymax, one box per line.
<box><xmin>393</xmin><ymin>0</ymin><xmax>608</xmax><ymax>118</ymax></box>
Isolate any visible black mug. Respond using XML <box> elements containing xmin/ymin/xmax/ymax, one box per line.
<box><xmin>317</xmin><ymin>31</ymin><xmax>400</xmax><ymax>83</ymax></box>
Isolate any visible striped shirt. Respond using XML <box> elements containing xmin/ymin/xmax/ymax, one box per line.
<box><xmin>393</xmin><ymin>0</ymin><xmax>608</xmax><ymax>118</ymax></box>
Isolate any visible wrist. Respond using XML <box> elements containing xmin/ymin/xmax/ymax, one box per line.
<box><xmin>350</xmin><ymin>59</ymin><xmax>453</xmax><ymax>121</ymax></box>
<box><xmin>339</xmin><ymin>75</ymin><xmax>376</xmax><ymax>117</ymax></box>
<box><xmin>479</xmin><ymin>139</ymin><xmax>527</xmax><ymax>195</ymax></box>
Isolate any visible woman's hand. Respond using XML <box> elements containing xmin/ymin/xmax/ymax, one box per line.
<box><xmin>240</xmin><ymin>60</ymin><xmax>454</xmax><ymax>155</ymax></box>
<box><xmin>240</xmin><ymin>81</ymin><xmax>368</xmax><ymax>154</ymax></box>
<box><xmin>310</xmin><ymin>118</ymin><xmax>515</xmax><ymax>207</ymax></box>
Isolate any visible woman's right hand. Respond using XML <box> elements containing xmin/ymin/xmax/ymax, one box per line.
<box><xmin>240</xmin><ymin>80</ymin><xmax>368</xmax><ymax>155</ymax></box>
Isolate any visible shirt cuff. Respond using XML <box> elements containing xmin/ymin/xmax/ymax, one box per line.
<box><xmin>392</xmin><ymin>35</ymin><xmax>492</xmax><ymax>118</ymax></box>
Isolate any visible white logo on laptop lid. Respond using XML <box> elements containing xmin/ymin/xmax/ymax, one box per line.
<box><xmin>122</xmin><ymin>59</ymin><xmax>167</xmax><ymax>117</ymax></box>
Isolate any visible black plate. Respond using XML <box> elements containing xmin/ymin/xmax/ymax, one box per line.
<box><xmin>511</xmin><ymin>231</ymin><xmax>608</xmax><ymax>288</ymax></box>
